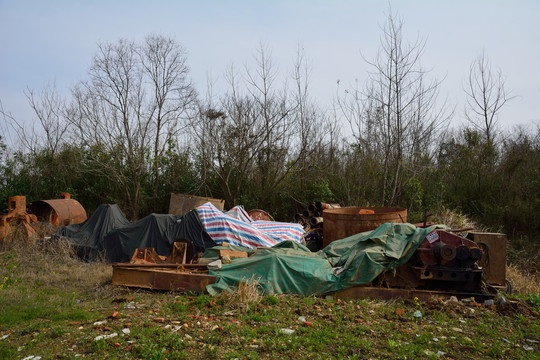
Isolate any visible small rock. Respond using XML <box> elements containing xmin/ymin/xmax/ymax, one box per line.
<box><xmin>484</xmin><ymin>299</ymin><xmax>494</xmax><ymax>306</ymax></box>
<box><xmin>433</xmin><ymin>337</ymin><xmax>439</xmax><ymax>342</ymax></box>
<box><xmin>447</xmin><ymin>296</ymin><xmax>459</xmax><ymax>303</ymax></box>
<box><xmin>94</xmin><ymin>333</ymin><xmax>118</xmax><ymax>341</ymax></box>
<box><xmin>280</xmin><ymin>328</ymin><xmax>295</xmax><ymax>335</ymax></box>
<box><xmin>298</xmin><ymin>316</ymin><xmax>306</xmax><ymax>322</ymax></box>
<box><xmin>413</xmin><ymin>310</ymin><xmax>422</xmax><ymax>318</ymax></box>
<box><xmin>461</xmin><ymin>297</ymin><xmax>475</xmax><ymax>304</ymax></box>
<box><xmin>452</xmin><ymin>327</ymin><xmax>463</xmax><ymax>333</ymax></box>
<box><xmin>93</xmin><ymin>320</ymin><xmax>107</xmax><ymax>326</ymax></box>
<box><xmin>122</xmin><ymin>328</ymin><xmax>130</xmax><ymax>335</ymax></box>
<box><xmin>436</xmin><ymin>350</ymin><xmax>446</xmax><ymax>357</ymax></box>
<box><xmin>207</xmin><ymin>259</ymin><xmax>222</xmax><ymax>270</ymax></box>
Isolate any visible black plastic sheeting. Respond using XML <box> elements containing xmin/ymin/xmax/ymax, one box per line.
<box><xmin>55</xmin><ymin>204</ymin><xmax>130</xmax><ymax>261</ymax></box>
<box><xmin>103</xmin><ymin>210</ymin><xmax>215</xmax><ymax>263</ymax></box>
<box><xmin>54</xmin><ymin>204</ymin><xmax>215</xmax><ymax>262</ymax></box>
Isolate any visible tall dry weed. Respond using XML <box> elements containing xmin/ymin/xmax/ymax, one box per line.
<box><xmin>430</xmin><ymin>208</ymin><xmax>485</xmax><ymax>230</ymax></box>
<box><xmin>1</xmin><ymin>228</ymin><xmax>112</xmax><ymax>293</ymax></box>
<box><xmin>506</xmin><ymin>265</ymin><xmax>540</xmax><ymax>294</ymax></box>
<box><xmin>216</xmin><ymin>275</ymin><xmax>263</xmax><ymax>311</ymax></box>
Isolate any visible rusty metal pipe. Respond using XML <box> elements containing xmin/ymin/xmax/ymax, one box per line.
<box><xmin>316</xmin><ymin>202</ymin><xmax>340</xmax><ymax>210</ymax></box>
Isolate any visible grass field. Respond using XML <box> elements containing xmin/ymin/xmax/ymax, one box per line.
<box><xmin>0</xmin><ymin>241</ymin><xmax>538</xmax><ymax>360</ymax></box>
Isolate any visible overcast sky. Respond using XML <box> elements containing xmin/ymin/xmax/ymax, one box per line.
<box><xmin>1</xmin><ymin>0</ymin><xmax>539</xmax><ymax>143</ymax></box>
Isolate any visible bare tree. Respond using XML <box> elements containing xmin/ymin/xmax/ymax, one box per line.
<box><xmin>139</xmin><ymin>35</ymin><xmax>197</xmax><ymax>198</ymax></box>
<box><xmin>0</xmin><ymin>82</ymin><xmax>70</xmax><ymax>156</ymax></box>
<box><xmin>339</xmin><ymin>10</ymin><xmax>448</xmax><ymax>205</ymax></box>
<box><xmin>192</xmin><ymin>45</ymin><xmax>325</xmax><ymax>208</ymax></box>
<box><xmin>67</xmin><ymin>35</ymin><xmax>195</xmax><ymax>218</ymax></box>
<box><xmin>464</xmin><ymin>52</ymin><xmax>513</xmax><ymax>144</ymax></box>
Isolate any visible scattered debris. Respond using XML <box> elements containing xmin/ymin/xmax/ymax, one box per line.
<box><xmin>280</xmin><ymin>328</ymin><xmax>295</xmax><ymax>335</ymax></box>
<box><xmin>94</xmin><ymin>333</ymin><xmax>118</xmax><ymax>341</ymax></box>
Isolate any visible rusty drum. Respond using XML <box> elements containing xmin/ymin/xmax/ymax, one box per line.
<box><xmin>322</xmin><ymin>207</ymin><xmax>407</xmax><ymax>247</ymax></box>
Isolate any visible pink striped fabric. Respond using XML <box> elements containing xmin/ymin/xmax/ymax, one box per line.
<box><xmin>197</xmin><ymin>202</ymin><xmax>304</xmax><ymax>248</ymax></box>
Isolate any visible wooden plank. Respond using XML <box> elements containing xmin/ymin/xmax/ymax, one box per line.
<box><xmin>219</xmin><ymin>249</ymin><xmax>249</xmax><ymax>259</ymax></box>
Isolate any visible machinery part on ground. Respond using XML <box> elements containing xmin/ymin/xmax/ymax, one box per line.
<box><xmin>0</xmin><ymin>196</ymin><xmax>39</xmax><ymax>242</ymax></box>
<box><xmin>381</xmin><ymin>230</ymin><xmax>486</xmax><ymax>294</ymax></box>
<box><xmin>466</xmin><ymin>232</ymin><xmax>507</xmax><ymax>287</ymax></box>
<box><xmin>28</xmin><ymin>193</ymin><xmax>87</xmax><ymax>228</ymax></box>
<box><xmin>0</xmin><ymin>193</ymin><xmax>87</xmax><ymax>243</ymax></box>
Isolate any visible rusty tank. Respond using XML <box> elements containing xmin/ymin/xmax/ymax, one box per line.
<box><xmin>322</xmin><ymin>207</ymin><xmax>407</xmax><ymax>247</ymax></box>
<box><xmin>28</xmin><ymin>193</ymin><xmax>87</xmax><ymax>228</ymax></box>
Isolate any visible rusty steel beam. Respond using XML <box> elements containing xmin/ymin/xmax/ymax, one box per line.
<box><xmin>332</xmin><ymin>286</ymin><xmax>494</xmax><ymax>302</ymax></box>
<box><xmin>112</xmin><ymin>264</ymin><xmax>216</xmax><ymax>292</ymax></box>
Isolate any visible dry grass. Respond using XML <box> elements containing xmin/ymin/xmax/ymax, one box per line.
<box><xmin>431</xmin><ymin>207</ymin><xmax>486</xmax><ymax>230</ymax></box>
<box><xmin>216</xmin><ymin>275</ymin><xmax>263</xmax><ymax>311</ymax></box>
<box><xmin>1</xmin><ymin>228</ymin><xmax>112</xmax><ymax>293</ymax></box>
<box><xmin>507</xmin><ymin>264</ymin><xmax>540</xmax><ymax>294</ymax></box>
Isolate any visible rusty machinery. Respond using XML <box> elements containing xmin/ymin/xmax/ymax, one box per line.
<box><xmin>0</xmin><ymin>196</ymin><xmax>39</xmax><ymax>241</ymax></box>
<box><xmin>0</xmin><ymin>193</ymin><xmax>87</xmax><ymax>242</ymax></box>
<box><xmin>381</xmin><ymin>230</ymin><xmax>495</xmax><ymax>296</ymax></box>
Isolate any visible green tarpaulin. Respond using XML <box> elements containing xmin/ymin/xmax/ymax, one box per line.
<box><xmin>205</xmin><ymin>223</ymin><xmax>444</xmax><ymax>296</ymax></box>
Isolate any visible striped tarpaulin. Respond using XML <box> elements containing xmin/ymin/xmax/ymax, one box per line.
<box><xmin>196</xmin><ymin>202</ymin><xmax>304</xmax><ymax>248</ymax></box>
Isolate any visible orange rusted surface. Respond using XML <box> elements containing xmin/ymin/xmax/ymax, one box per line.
<box><xmin>168</xmin><ymin>193</ymin><xmax>225</xmax><ymax>216</ymax></box>
<box><xmin>322</xmin><ymin>207</ymin><xmax>407</xmax><ymax>247</ymax></box>
<box><xmin>248</xmin><ymin>209</ymin><xmax>274</xmax><ymax>221</ymax></box>
<box><xmin>0</xmin><ymin>196</ymin><xmax>39</xmax><ymax>241</ymax></box>
<box><xmin>29</xmin><ymin>197</ymin><xmax>87</xmax><ymax>227</ymax></box>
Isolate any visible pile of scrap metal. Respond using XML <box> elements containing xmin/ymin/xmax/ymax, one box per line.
<box><xmin>56</xmin><ymin>200</ymin><xmax>303</xmax><ymax>263</ymax></box>
<box><xmin>112</xmin><ymin>242</ymin><xmax>217</xmax><ymax>292</ymax></box>
<box><xmin>0</xmin><ymin>193</ymin><xmax>87</xmax><ymax>243</ymax></box>
<box><xmin>112</xmin><ymin>205</ymin><xmax>507</xmax><ymax>303</ymax></box>
<box><xmin>295</xmin><ymin>201</ymin><xmax>340</xmax><ymax>250</ymax></box>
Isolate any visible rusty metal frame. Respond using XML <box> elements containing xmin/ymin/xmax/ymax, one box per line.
<box><xmin>332</xmin><ymin>286</ymin><xmax>494</xmax><ymax>302</ymax></box>
<box><xmin>112</xmin><ymin>263</ymin><xmax>216</xmax><ymax>292</ymax></box>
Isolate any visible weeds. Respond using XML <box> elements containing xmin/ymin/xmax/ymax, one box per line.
<box><xmin>216</xmin><ymin>275</ymin><xmax>263</xmax><ymax>312</ymax></box>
